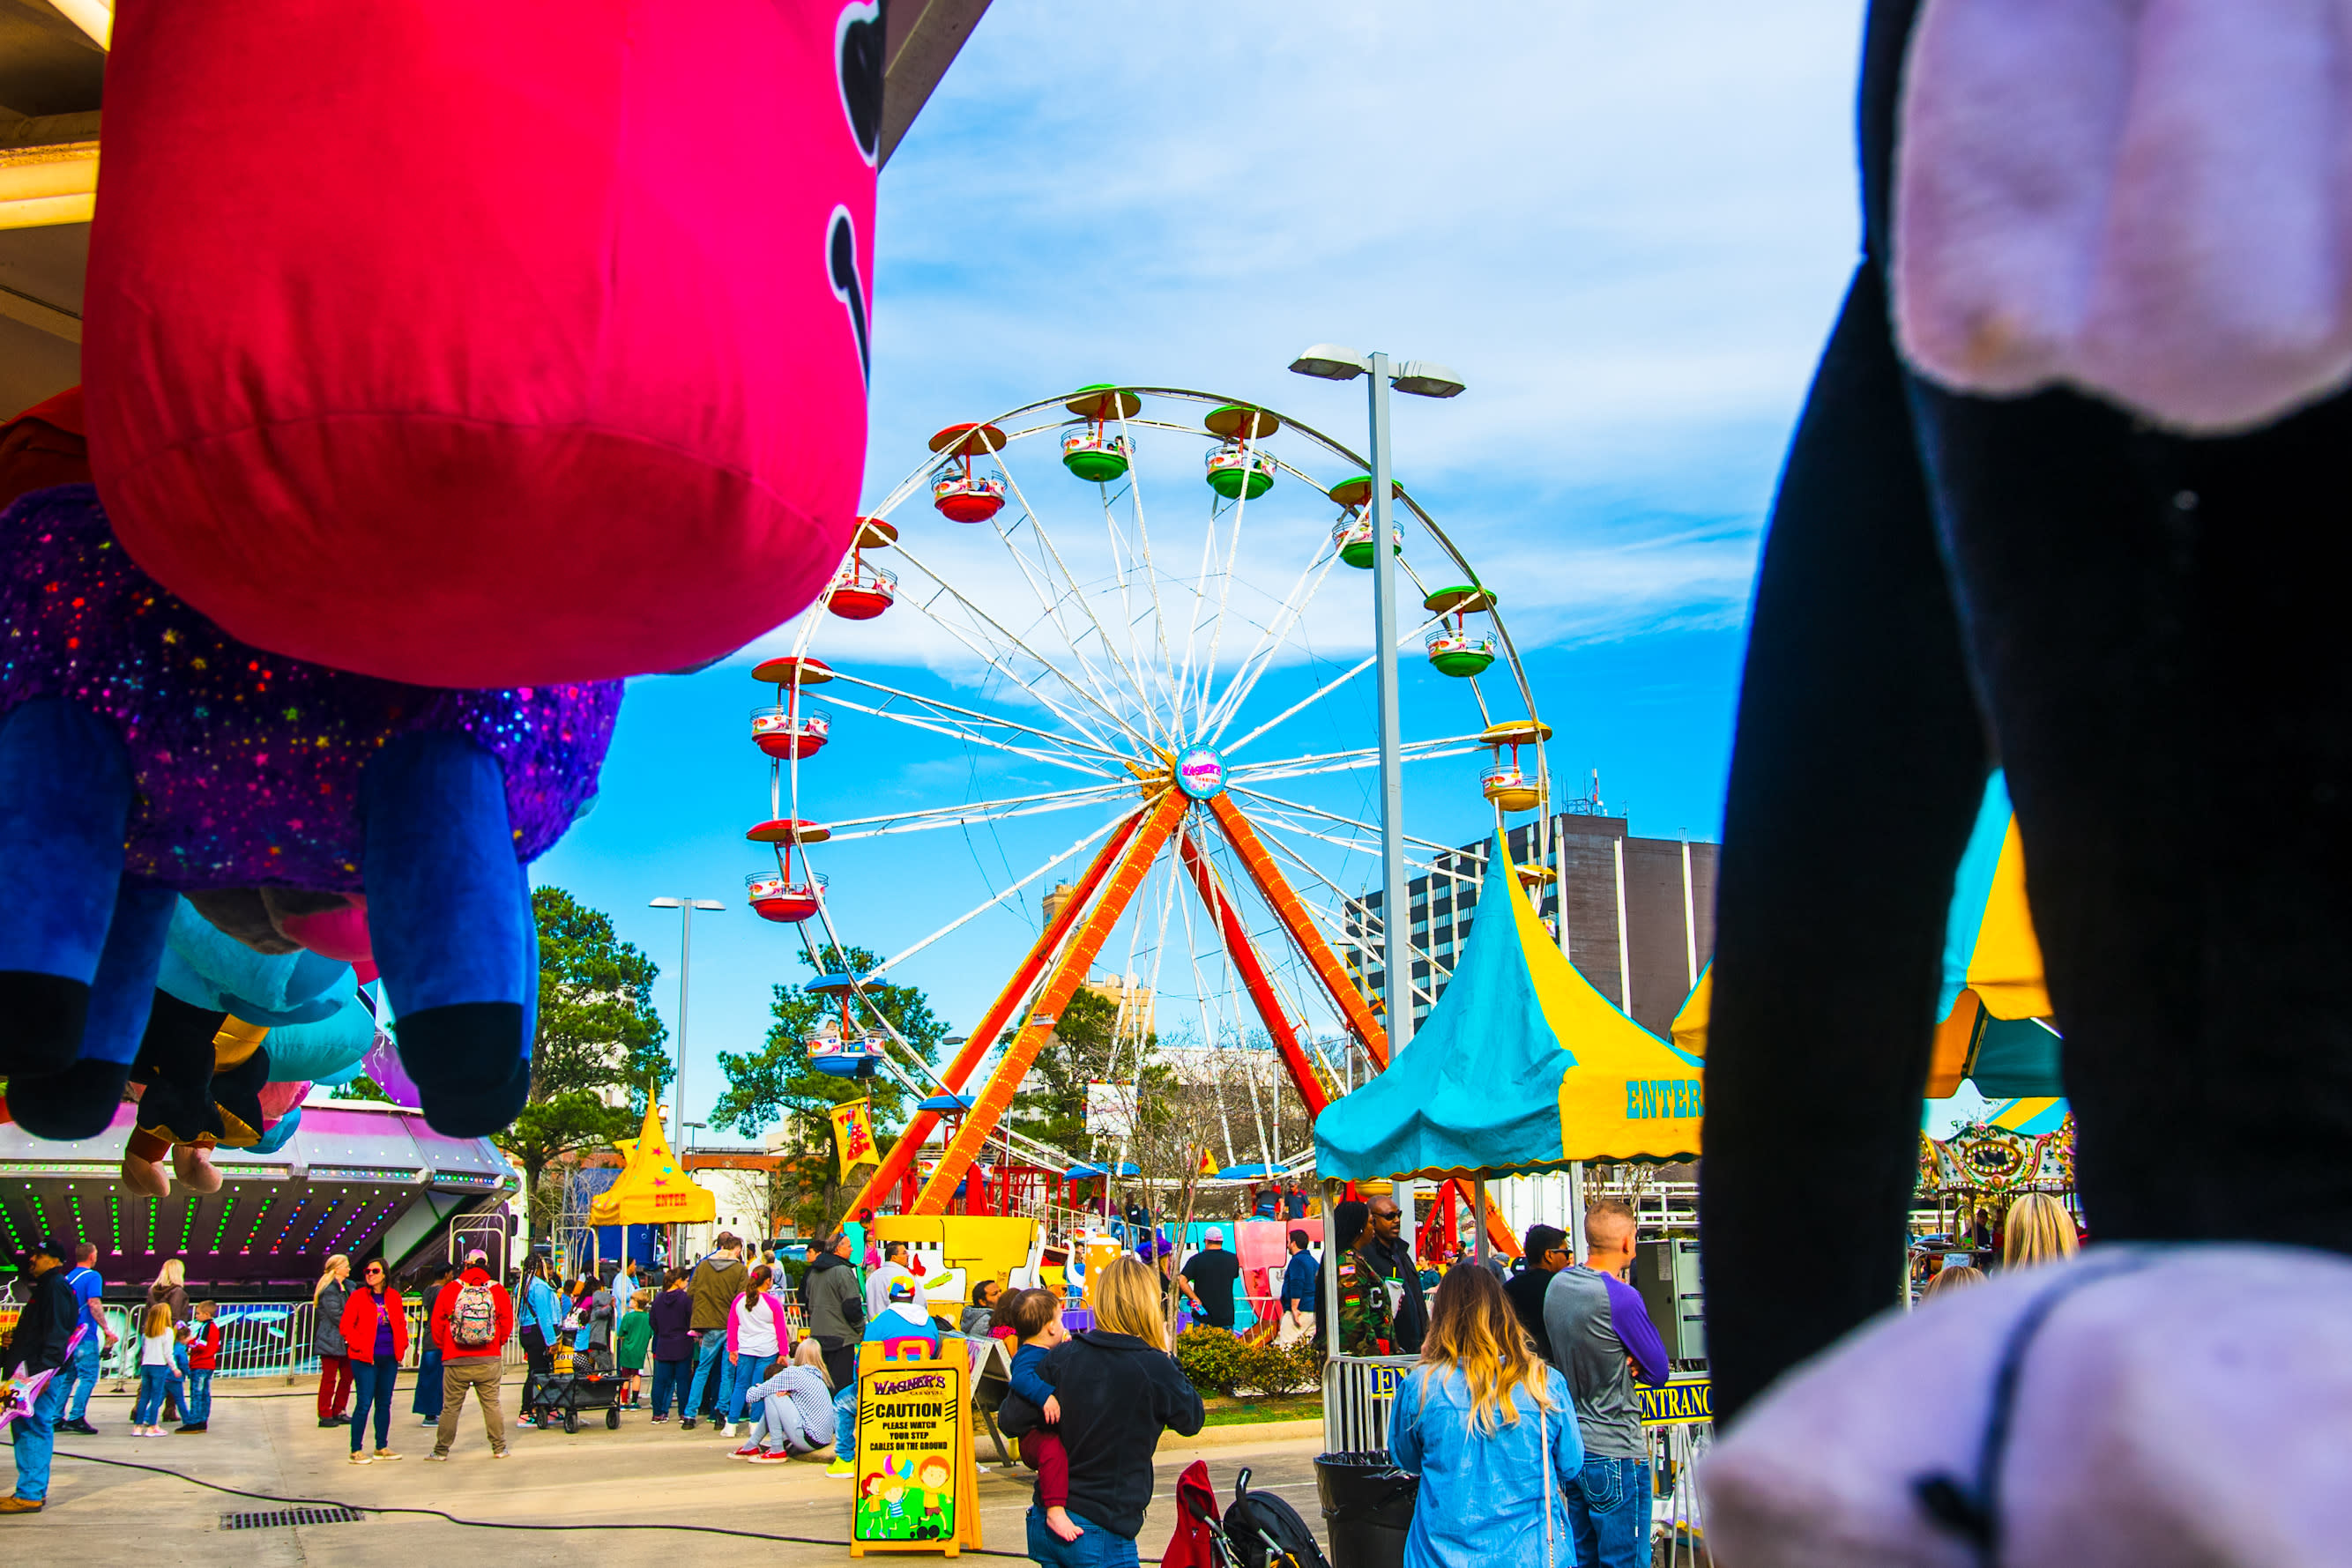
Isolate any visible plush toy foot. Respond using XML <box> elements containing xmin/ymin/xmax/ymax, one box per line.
<box><xmin>122</xmin><ymin>1124</ymin><xmax>174</xmax><ymax>1195</ymax></box>
<box><xmin>401</xmin><ymin>1004</ymin><xmax>530</xmax><ymax>1136</ymax></box>
<box><xmin>8</xmin><ymin>1055</ymin><xmax>136</xmax><ymax>1140</ymax></box>
<box><xmin>172</xmin><ymin>1141</ymin><xmax>223</xmax><ymax>1193</ymax></box>
<box><xmin>0</xmin><ymin>971</ymin><xmax>89</xmax><ymax>1075</ymax></box>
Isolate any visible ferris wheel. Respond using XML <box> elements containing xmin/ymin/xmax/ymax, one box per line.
<box><xmin>735</xmin><ymin>385</ymin><xmax>1554</xmax><ymax>1216</ymax></box>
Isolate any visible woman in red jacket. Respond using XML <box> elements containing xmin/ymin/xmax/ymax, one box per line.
<box><xmin>339</xmin><ymin>1259</ymin><xmax>408</xmax><ymax>1464</ymax></box>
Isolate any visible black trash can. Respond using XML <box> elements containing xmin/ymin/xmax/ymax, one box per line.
<box><xmin>1314</xmin><ymin>1451</ymin><xmax>1418</xmax><ymax>1568</ymax></box>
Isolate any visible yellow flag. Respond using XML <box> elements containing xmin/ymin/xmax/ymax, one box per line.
<box><xmin>1197</xmin><ymin>1145</ymin><xmax>1217</xmax><ymax>1177</ymax></box>
<box><xmin>831</xmin><ymin>1101</ymin><xmax>878</xmax><ymax>1177</ymax></box>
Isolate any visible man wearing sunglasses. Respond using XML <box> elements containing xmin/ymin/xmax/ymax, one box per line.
<box><xmin>1504</xmin><ymin>1223</ymin><xmax>1571</xmax><ymax>1363</ymax></box>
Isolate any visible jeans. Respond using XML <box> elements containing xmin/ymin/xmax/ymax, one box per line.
<box><xmin>1567</xmin><ymin>1456</ymin><xmax>1650</xmax><ymax>1568</ymax></box>
<box><xmin>183</xmin><ymin>1369</ymin><xmax>213</xmax><ymax>1425</ymax></box>
<box><xmin>722</xmin><ymin>1349</ymin><xmax>777</xmax><ymax>1423</ymax></box>
<box><xmin>413</xmin><ymin>1349</ymin><xmax>445</xmax><ymax>1420</ymax></box>
<box><xmin>348</xmin><ymin>1359</ymin><xmax>397</xmax><ymax>1452</ymax></box>
<box><xmin>9</xmin><ymin>1357</ymin><xmax>69</xmax><ymax>1501</ymax></box>
<box><xmin>1025</xmin><ymin>1508</ymin><xmax>1135</xmax><ymax>1568</ymax></box>
<box><xmin>131</xmin><ymin>1365</ymin><xmax>171</xmax><ymax>1426</ymax></box>
<box><xmin>685</xmin><ymin>1332</ymin><xmax>727</xmax><ymax>1419</ymax></box>
<box><xmin>748</xmin><ymin>1390</ymin><xmax>834</xmax><ymax>1454</ymax></box>
<box><xmin>649</xmin><ymin>1357</ymin><xmax>687</xmax><ymax>1417</ymax></box>
<box><xmin>61</xmin><ymin>1330</ymin><xmax>101</xmax><ymax>1423</ymax></box>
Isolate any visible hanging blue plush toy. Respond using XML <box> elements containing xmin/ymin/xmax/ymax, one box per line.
<box><xmin>0</xmin><ymin>401</ymin><xmax>619</xmax><ymax>1141</ymax></box>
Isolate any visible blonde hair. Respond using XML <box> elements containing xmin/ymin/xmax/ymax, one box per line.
<box><xmin>1091</xmin><ymin>1255</ymin><xmax>1166</xmax><ymax>1346</ymax></box>
<box><xmin>2003</xmin><ymin>1193</ymin><xmax>2079</xmax><ymax>1269</ymax></box>
<box><xmin>1417</xmin><ymin>1262</ymin><xmax>1555</xmax><ymax>1434</ymax></box>
<box><xmin>156</xmin><ymin>1259</ymin><xmax>185</xmax><ymax>1289</ymax></box>
<box><xmin>794</xmin><ymin>1336</ymin><xmax>830</xmax><ymax>1385</ymax></box>
<box><xmin>321</xmin><ymin>1253</ymin><xmax>349</xmax><ymax>1284</ymax></box>
<box><xmin>142</xmin><ymin>1302</ymin><xmax>173</xmax><ymax>1337</ymax></box>
<box><xmin>1923</xmin><ymin>1263</ymin><xmax>1986</xmax><ymax>1297</ymax></box>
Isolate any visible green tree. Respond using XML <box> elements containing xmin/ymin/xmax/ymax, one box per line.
<box><xmin>330</xmin><ymin>1074</ymin><xmax>389</xmax><ymax>1102</ymax></box>
<box><xmin>486</xmin><ymin>887</ymin><xmax>672</xmax><ymax>1227</ymax></box>
<box><xmin>1009</xmin><ymin>985</ymin><xmax>1164</xmax><ymax>1156</ymax></box>
<box><xmin>711</xmin><ymin>944</ymin><xmax>947</xmax><ymax>1234</ymax></box>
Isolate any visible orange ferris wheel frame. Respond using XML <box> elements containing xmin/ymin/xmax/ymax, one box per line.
<box><xmin>841</xmin><ymin>777</ymin><xmax>1396</xmax><ymax>1219</ymax></box>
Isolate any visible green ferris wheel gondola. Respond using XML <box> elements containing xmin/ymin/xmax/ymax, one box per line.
<box><xmin>1061</xmin><ymin>384</ymin><xmax>1141</xmax><ymax>482</ymax></box>
<box><xmin>1203</xmin><ymin>404</ymin><xmax>1279</xmax><ymax>499</ymax></box>
<box><xmin>1423</xmin><ymin>584</ymin><xmax>1498</xmax><ymax>676</ymax></box>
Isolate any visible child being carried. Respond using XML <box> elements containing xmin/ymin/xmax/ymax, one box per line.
<box><xmin>998</xmin><ymin>1287</ymin><xmax>1080</xmax><ymax>1543</ymax></box>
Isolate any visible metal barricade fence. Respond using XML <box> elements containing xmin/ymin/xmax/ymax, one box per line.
<box><xmin>105</xmin><ymin>1297</ymin><xmax>525</xmax><ymax>1387</ymax></box>
<box><xmin>1321</xmin><ymin>1354</ymin><xmax>1421</xmax><ymax>1451</ymax></box>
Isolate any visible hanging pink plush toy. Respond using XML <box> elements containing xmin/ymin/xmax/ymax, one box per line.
<box><xmin>81</xmin><ymin>0</ymin><xmax>882</xmax><ymax>687</ymax></box>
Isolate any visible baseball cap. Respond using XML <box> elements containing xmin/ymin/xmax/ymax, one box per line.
<box><xmin>888</xmin><ymin>1279</ymin><xmax>918</xmax><ymax>1302</ymax></box>
<box><xmin>1204</xmin><ymin>1228</ymin><xmax>1225</xmax><ymax>1243</ymax></box>
<box><xmin>28</xmin><ymin>1235</ymin><xmax>70</xmax><ymax>1264</ymax></box>
<box><xmin>465</xmin><ymin>1247</ymin><xmax>488</xmax><ymax>1266</ymax></box>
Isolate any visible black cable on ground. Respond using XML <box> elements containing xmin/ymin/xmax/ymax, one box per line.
<box><xmin>55</xmin><ymin>1449</ymin><xmax>1038</xmax><ymax>1556</ymax></box>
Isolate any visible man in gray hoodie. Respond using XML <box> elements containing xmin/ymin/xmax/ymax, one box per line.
<box><xmin>680</xmin><ymin>1234</ymin><xmax>743</xmax><ymax>1432</ymax></box>
<box><xmin>801</xmin><ymin>1230</ymin><xmax>866</xmax><ymax>1393</ymax></box>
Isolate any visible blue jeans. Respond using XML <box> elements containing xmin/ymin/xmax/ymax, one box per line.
<box><xmin>1567</xmin><ymin>1456</ymin><xmax>1651</xmax><ymax>1568</ymax></box>
<box><xmin>649</xmin><ymin>1358</ymin><xmax>686</xmax><ymax>1417</ymax></box>
<box><xmin>685</xmin><ymin>1332</ymin><xmax>727</xmax><ymax>1418</ymax></box>
<box><xmin>61</xmin><ymin>1330</ymin><xmax>101</xmax><ymax>1423</ymax></box>
<box><xmin>10</xmin><ymin>1358</ymin><xmax>70</xmax><ymax>1501</ymax></box>
<box><xmin>183</xmin><ymin>1369</ymin><xmax>213</xmax><ymax>1425</ymax></box>
<box><xmin>1026</xmin><ymin>1508</ymin><xmax>1135</xmax><ymax>1568</ymax></box>
<box><xmin>131</xmin><ymin>1365</ymin><xmax>172</xmax><ymax>1426</ymax></box>
<box><xmin>413</xmin><ymin>1349</ymin><xmax>445</xmax><ymax>1420</ymax></box>
<box><xmin>722</xmin><ymin>1349</ymin><xmax>776</xmax><ymax>1423</ymax></box>
<box><xmin>348</xmin><ymin>1359</ymin><xmax>397</xmax><ymax>1453</ymax></box>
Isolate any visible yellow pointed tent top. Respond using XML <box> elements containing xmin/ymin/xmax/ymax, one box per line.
<box><xmin>588</xmin><ymin>1103</ymin><xmax>717</xmax><ymax>1227</ymax></box>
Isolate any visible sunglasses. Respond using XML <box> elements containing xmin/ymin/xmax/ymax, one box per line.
<box><xmin>365</xmin><ymin>1267</ymin><xmax>384</xmax><ymax>1275</ymax></box>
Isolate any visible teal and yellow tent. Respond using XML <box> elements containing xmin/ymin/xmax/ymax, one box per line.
<box><xmin>1670</xmin><ymin>772</ymin><xmax>2062</xmax><ymax>1099</ymax></box>
<box><xmin>1984</xmin><ymin>1096</ymin><xmax>2069</xmax><ymax>1136</ymax></box>
<box><xmin>1314</xmin><ymin>832</ymin><xmax>1702</xmax><ymax>1181</ymax></box>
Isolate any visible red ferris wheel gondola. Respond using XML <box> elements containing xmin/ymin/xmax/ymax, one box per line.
<box><xmin>929</xmin><ymin>423</ymin><xmax>1009</xmax><ymax>523</ymax></box>
<box><xmin>744</xmin><ymin>818</ymin><xmax>831</xmax><ymax>925</ymax></box>
<box><xmin>828</xmin><ymin>517</ymin><xmax>898</xmax><ymax>621</ymax></box>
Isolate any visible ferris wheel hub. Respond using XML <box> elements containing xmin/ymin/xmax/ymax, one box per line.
<box><xmin>1172</xmin><ymin>743</ymin><xmax>1227</xmax><ymax>800</ymax></box>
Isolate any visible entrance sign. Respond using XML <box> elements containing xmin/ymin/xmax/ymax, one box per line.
<box><xmin>851</xmin><ymin>1334</ymin><xmax>980</xmax><ymax>1557</ymax></box>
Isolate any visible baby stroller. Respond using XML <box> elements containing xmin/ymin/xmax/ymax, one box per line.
<box><xmin>1170</xmin><ymin>1461</ymin><xmax>1330</xmax><ymax>1568</ymax></box>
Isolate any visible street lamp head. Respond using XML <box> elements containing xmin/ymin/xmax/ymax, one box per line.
<box><xmin>1390</xmin><ymin>360</ymin><xmax>1467</xmax><ymax>398</ymax></box>
<box><xmin>648</xmin><ymin>897</ymin><xmax>682</xmax><ymax>908</ymax></box>
<box><xmin>1288</xmin><ymin>344</ymin><xmax>1369</xmax><ymax>382</ymax></box>
<box><xmin>690</xmin><ymin>900</ymin><xmax>726</xmax><ymax>910</ymax></box>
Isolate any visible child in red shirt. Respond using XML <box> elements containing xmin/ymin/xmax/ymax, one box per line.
<box><xmin>181</xmin><ymin>1301</ymin><xmax>221</xmax><ymax>1431</ymax></box>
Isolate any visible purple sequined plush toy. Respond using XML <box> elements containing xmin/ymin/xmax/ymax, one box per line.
<box><xmin>0</xmin><ymin>483</ymin><xmax>621</xmax><ymax>1139</ymax></box>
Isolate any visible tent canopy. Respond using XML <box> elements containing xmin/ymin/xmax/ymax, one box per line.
<box><xmin>1671</xmin><ymin>771</ymin><xmax>2061</xmax><ymax>1098</ymax></box>
<box><xmin>587</xmin><ymin>1103</ymin><xmax>716</xmax><ymax>1227</ymax></box>
<box><xmin>1314</xmin><ymin>831</ymin><xmax>1703</xmax><ymax>1182</ymax></box>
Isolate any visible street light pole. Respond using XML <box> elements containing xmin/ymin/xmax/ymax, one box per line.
<box><xmin>1364</xmin><ymin>353</ymin><xmax>1412</xmax><ymax>1054</ymax></box>
<box><xmin>1288</xmin><ymin>345</ymin><xmax>1463</xmax><ymax>1059</ymax></box>
<box><xmin>649</xmin><ymin>896</ymin><xmax>726</xmax><ymax>1153</ymax></box>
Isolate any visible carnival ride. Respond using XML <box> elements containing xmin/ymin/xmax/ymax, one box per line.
<box><xmin>734</xmin><ymin>385</ymin><xmax>1562</xmax><ymax>1219</ymax></box>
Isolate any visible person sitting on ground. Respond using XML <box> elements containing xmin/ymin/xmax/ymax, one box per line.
<box><xmin>732</xmin><ymin>1342</ymin><xmax>838</xmax><ymax>1464</ymax></box>
<box><xmin>179</xmin><ymin>1300</ymin><xmax>220</xmax><ymax>1433</ymax></box>
<box><xmin>426</xmin><ymin>1246</ymin><xmax>513</xmax><ymax>1461</ymax></box>
<box><xmin>2002</xmin><ymin>1193</ymin><xmax>2080</xmax><ymax>1270</ymax></box>
<box><xmin>996</xmin><ymin>1286</ymin><xmax>1081</xmax><ymax>1542</ymax></box>
<box><xmin>1389</xmin><ymin>1262</ymin><xmax>1583</xmax><ymax>1568</ymax></box>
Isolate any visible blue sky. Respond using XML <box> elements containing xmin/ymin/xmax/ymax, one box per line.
<box><xmin>532</xmin><ymin>3</ymin><xmax>1900</xmax><ymax>1138</ymax></box>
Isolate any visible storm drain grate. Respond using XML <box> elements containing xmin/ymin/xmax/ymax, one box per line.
<box><xmin>220</xmin><ymin>1505</ymin><xmax>367</xmax><ymax>1531</ymax></box>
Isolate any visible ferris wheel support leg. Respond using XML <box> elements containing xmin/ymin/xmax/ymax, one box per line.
<box><xmin>838</xmin><ymin>806</ymin><xmax>1147</xmax><ymax>1220</ymax></box>
<box><xmin>1206</xmin><ymin>793</ymin><xmax>1391</xmax><ymax>1070</ymax></box>
<box><xmin>912</xmin><ymin>792</ymin><xmax>1187</xmax><ymax>1215</ymax></box>
<box><xmin>1174</xmin><ymin>828</ymin><xmax>1329</xmax><ymax>1116</ymax></box>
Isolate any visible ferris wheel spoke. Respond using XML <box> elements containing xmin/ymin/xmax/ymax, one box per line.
<box><xmin>1110</xmin><ymin>405</ymin><xmax>1186</xmax><ymax>737</ymax></box>
<box><xmin>985</xmin><ymin>502</ymin><xmax>1140</xmax><ymax>743</ymax></box>
<box><xmin>897</xmin><ymin>575</ymin><xmax>1128</xmax><ymax>755</ymax></box>
<box><xmin>1227</xmin><ymin>736</ymin><xmax>1486</xmax><ymax>784</ymax></box>
<box><xmin>1225</xmin><ymin>784</ymin><xmax>1461</xmax><ymax>858</ymax></box>
<box><xmin>994</xmin><ymin>454</ymin><xmax>1171</xmax><ymax>748</ymax></box>
<box><xmin>822</xmin><ymin>670</ymin><xmax>1132</xmax><ymax>767</ymax></box>
<box><xmin>822</xmin><ymin>782</ymin><xmax>1135</xmax><ymax>840</ymax></box>
<box><xmin>1199</xmin><ymin>535</ymin><xmax>1343</xmax><ymax>742</ymax></box>
<box><xmin>863</xmin><ymin>808</ymin><xmax>1137</xmax><ymax>983</ymax></box>
<box><xmin>822</xmin><ymin>689</ymin><xmax>1120</xmax><ymax>781</ymax></box>
<box><xmin>1215</xmin><ymin>609</ymin><xmax>1448</xmax><ymax>759</ymax></box>
<box><xmin>895</xmin><ymin>537</ymin><xmax>1158</xmax><ymax>753</ymax></box>
<box><xmin>1183</xmin><ymin>441</ymin><xmax>1267</xmax><ymax>737</ymax></box>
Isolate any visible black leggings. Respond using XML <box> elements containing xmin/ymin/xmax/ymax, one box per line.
<box><xmin>1701</xmin><ymin>0</ymin><xmax>2352</xmax><ymax>1423</ymax></box>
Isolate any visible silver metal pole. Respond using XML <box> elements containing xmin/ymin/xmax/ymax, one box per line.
<box><xmin>1367</xmin><ymin>353</ymin><xmax>1412</xmax><ymax>1053</ymax></box>
<box><xmin>674</xmin><ymin>903</ymin><xmax>693</xmax><ymax>1154</ymax></box>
